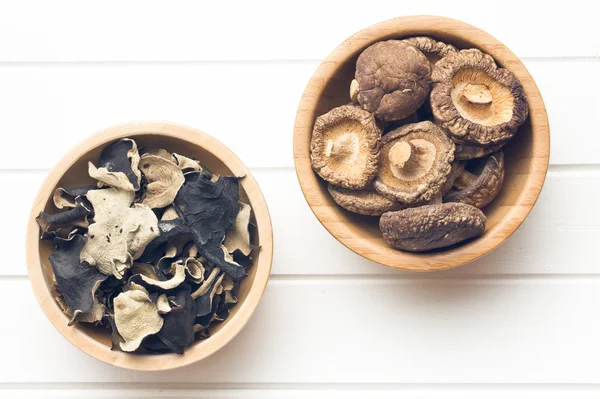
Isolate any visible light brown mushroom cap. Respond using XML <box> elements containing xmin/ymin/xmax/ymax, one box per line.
<box><xmin>310</xmin><ymin>105</ymin><xmax>381</xmax><ymax>189</ymax></box>
<box><xmin>455</xmin><ymin>141</ymin><xmax>504</xmax><ymax>160</ymax></box>
<box><xmin>431</xmin><ymin>49</ymin><xmax>528</xmax><ymax>146</ymax></box>
<box><xmin>327</xmin><ymin>183</ymin><xmax>405</xmax><ymax>216</ymax></box>
<box><xmin>373</xmin><ymin>121</ymin><xmax>455</xmax><ymax>204</ymax></box>
<box><xmin>355</xmin><ymin>40</ymin><xmax>431</xmax><ymax>121</ymax></box>
<box><xmin>379</xmin><ymin>202</ymin><xmax>486</xmax><ymax>252</ymax></box>
<box><xmin>402</xmin><ymin>36</ymin><xmax>458</xmax><ymax>67</ymax></box>
<box><xmin>444</xmin><ymin>150</ymin><xmax>505</xmax><ymax>208</ymax></box>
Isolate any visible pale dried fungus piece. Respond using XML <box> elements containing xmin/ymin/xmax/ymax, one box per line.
<box><xmin>174</xmin><ymin>172</ymin><xmax>245</xmax><ymax>279</ymax></box>
<box><xmin>48</xmin><ymin>235</ymin><xmax>108</xmax><ymax>324</ymax></box>
<box><xmin>80</xmin><ymin>187</ymin><xmax>159</xmax><ymax>278</ymax></box>
<box><xmin>173</xmin><ymin>153</ymin><xmax>204</xmax><ymax>172</ymax></box>
<box><xmin>139</xmin><ymin>154</ymin><xmax>185</xmax><ymax>209</ymax></box>
<box><xmin>194</xmin><ymin>271</ymin><xmax>225</xmax><ymax>317</ymax></box>
<box><xmin>156</xmin><ymin>294</ymin><xmax>172</xmax><ymax>314</ymax></box>
<box><xmin>130</xmin><ymin>264</ymin><xmax>186</xmax><ymax>291</ymax></box>
<box><xmin>223</xmin><ymin>202</ymin><xmax>255</xmax><ymax>257</ymax></box>
<box><xmin>113</xmin><ymin>288</ymin><xmax>163</xmax><ymax>352</ymax></box>
<box><xmin>88</xmin><ymin>138</ymin><xmax>142</xmax><ymax>191</ymax></box>
<box><xmin>53</xmin><ymin>186</ymin><xmax>96</xmax><ymax>209</ymax></box>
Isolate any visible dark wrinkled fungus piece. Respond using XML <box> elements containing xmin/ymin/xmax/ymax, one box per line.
<box><xmin>49</xmin><ymin>235</ymin><xmax>108</xmax><ymax>322</ymax></box>
<box><xmin>36</xmin><ymin>198</ymin><xmax>93</xmax><ymax>237</ymax></box>
<box><xmin>174</xmin><ymin>172</ymin><xmax>245</xmax><ymax>279</ymax></box>
<box><xmin>157</xmin><ymin>284</ymin><xmax>196</xmax><ymax>354</ymax></box>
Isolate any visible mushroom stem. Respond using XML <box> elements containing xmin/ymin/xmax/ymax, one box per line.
<box><xmin>350</xmin><ymin>79</ymin><xmax>359</xmax><ymax>103</ymax></box>
<box><xmin>389</xmin><ymin>141</ymin><xmax>419</xmax><ymax>171</ymax></box>
<box><xmin>457</xmin><ymin>83</ymin><xmax>494</xmax><ymax>122</ymax></box>
<box><xmin>454</xmin><ymin>170</ymin><xmax>478</xmax><ymax>190</ymax></box>
<box><xmin>461</xmin><ymin>83</ymin><xmax>492</xmax><ymax>104</ymax></box>
<box><xmin>326</xmin><ymin>133</ymin><xmax>359</xmax><ymax>164</ymax></box>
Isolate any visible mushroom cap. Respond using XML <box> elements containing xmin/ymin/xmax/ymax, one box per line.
<box><xmin>327</xmin><ymin>183</ymin><xmax>405</xmax><ymax>216</ymax></box>
<box><xmin>455</xmin><ymin>141</ymin><xmax>504</xmax><ymax>160</ymax></box>
<box><xmin>431</xmin><ymin>48</ymin><xmax>528</xmax><ymax>146</ymax></box>
<box><xmin>355</xmin><ymin>40</ymin><xmax>431</xmax><ymax>121</ymax></box>
<box><xmin>402</xmin><ymin>36</ymin><xmax>457</xmax><ymax>67</ymax></box>
<box><xmin>440</xmin><ymin>161</ymin><xmax>466</xmax><ymax>196</ymax></box>
<box><xmin>310</xmin><ymin>104</ymin><xmax>381</xmax><ymax>189</ymax></box>
<box><xmin>444</xmin><ymin>150</ymin><xmax>505</xmax><ymax>208</ymax></box>
<box><xmin>373</xmin><ymin>121</ymin><xmax>455</xmax><ymax>204</ymax></box>
<box><xmin>379</xmin><ymin>203</ymin><xmax>486</xmax><ymax>252</ymax></box>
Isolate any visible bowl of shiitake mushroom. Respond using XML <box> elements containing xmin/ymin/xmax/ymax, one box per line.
<box><xmin>293</xmin><ymin>16</ymin><xmax>550</xmax><ymax>271</ymax></box>
<box><xmin>26</xmin><ymin>122</ymin><xmax>273</xmax><ymax>369</ymax></box>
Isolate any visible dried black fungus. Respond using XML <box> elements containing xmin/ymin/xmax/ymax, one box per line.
<box><xmin>36</xmin><ymin>197</ymin><xmax>93</xmax><ymax>238</ymax></box>
<box><xmin>38</xmin><ymin>139</ymin><xmax>257</xmax><ymax>354</ymax></box>
<box><xmin>157</xmin><ymin>284</ymin><xmax>196</xmax><ymax>354</ymax></box>
<box><xmin>174</xmin><ymin>173</ymin><xmax>246</xmax><ymax>279</ymax></box>
<box><xmin>48</xmin><ymin>234</ymin><xmax>108</xmax><ymax>322</ymax></box>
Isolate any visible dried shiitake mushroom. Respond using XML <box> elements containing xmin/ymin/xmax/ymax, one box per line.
<box><xmin>431</xmin><ymin>49</ymin><xmax>528</xmax><ymax>146</ymax></box>
<box><xmin>380</xmin><ymin>203</ymin><xmax>486</xmax><ymax>252</ymax></box>
<box><xmin>311</xmin><ymin>36</ymin><xmax>529</xmax><ymax>254</ymax></box>
<box><xmin>444</xmin><ymin>150</ymin><xmax>505</xmax><ymax>208</ymax></box>
<box><xmin>374</xmin><ymin>121</ymin><xmax>454</xmax><ymax>204</ymax></box>
<box><xmin>310</xmin><ymin>105</ymin><xmax>381</xmax><ymax>189</ymax></box>
<box><xmin>36</xmin><ymin>138</ymin><xmax>257</xmax><ymax>354</ymax></box>
<box><xmin>327</xmin><ymin>183</ymin><xmax>404</xmax><ymax>216</ymax></box>
<box><xmin>353</xmin><ymin>40</ymin><xmax>431</xmax><ymax>121</ymax></box>
<box><xmin>402</xmin><ymin>36</ymin><xmax>457</xmax><ymax>66</ymax></box>
<box><xmin>455</xmin><ymin>142</ymin><xmax>504</xmax><ymax>160</ymax></box>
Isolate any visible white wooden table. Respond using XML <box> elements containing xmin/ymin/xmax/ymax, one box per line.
<box><xmin>2</xmin><ymin>1</ymin><xmax>599</xmax><ymax>397</ymax></box>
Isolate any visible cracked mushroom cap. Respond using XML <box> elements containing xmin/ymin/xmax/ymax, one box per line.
<box><xmin>455</xmin><ymin>141</ymin><xmax>504</xmax><ymax>160</ymax></box>
<box><xmin>402</xmin><ymin>36</ymin><xmax>458</xmax><ymax>67</ymax></box>
<box><xmin>353</xmin><ymin>40</ymin><xmax>431</xmax><ymax>121</ymax></box>
<box><xmin>380</xmin><ymin>202</ymin><xmax>486</xmax><ymax>252</ymax></box>
<box><xmin>431</xmin><ymin>49</ymin><xmax>528</xmax><ymax>146</ymax></box>
<box><xmin>373</xmin><ymin>121</ymin><xmax>455</xmax><ymax>204</ymax></box>
<box><xmin>444</xmin><ymin>150</ymin><xmax>505</xmax><ymax>208</ymax></box>
<box><xmin>327</xmin><ymin>183</ymin><xmax>404</xmax><ymax>216</ymax></box>
<box><xmin>310</xmin><ymin>105</ymin><xmax>381</xmax><ymax>189</ymax></box>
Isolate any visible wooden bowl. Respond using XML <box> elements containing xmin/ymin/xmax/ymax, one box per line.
<box><xmin>26</xmin><ymin>121</ymin><xmax>273</xmax><ymax>370</ymax></box>
<box><xmin>293</xmin><ymin>16</ymin><xmax>550</xmax><ymax>271</ymax></box>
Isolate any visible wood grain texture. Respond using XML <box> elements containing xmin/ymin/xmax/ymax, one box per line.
<box><xmin>294</xmin><ymin>16</ymin><xmax>550</xmax><ymax>271</ymax></box>
<box><xmin>25</xmin><ymin>122</ymin><xmax>274</xmax><ymax>370</ymax></box>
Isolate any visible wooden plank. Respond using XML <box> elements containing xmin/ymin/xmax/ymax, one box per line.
<box><xmin>3</xmin><ymin>386</ymin><xmax>600</xmax><ymax>398</ymax></box>
<box><xmin>0</xmin><ymin>59</ymin><xmax>596</xmax><ymax>169</ymax></box>
<box><xmin>8</xmin><ymin>166</ymin><xmax>600</xmax><ymax>277</ymax></box>
<box><xmin>0</xmin><ymin>0</ymin><xmax>597</xmax><ymax>61</ymax></box>
<box><xmin>4</xmin><ymin>277</ymin><xmax>600</xmax><ymax>383</ymax></box>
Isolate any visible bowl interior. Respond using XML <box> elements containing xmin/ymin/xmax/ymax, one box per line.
<box><xmin>36</xmin><ymin>131</ymin><xmax>265</xmax><ymax>358</ymax></box>
<box><xmin>294</xmin><ymin>17</ymin><xmax>548</xmax><ymax>270</ymax></box>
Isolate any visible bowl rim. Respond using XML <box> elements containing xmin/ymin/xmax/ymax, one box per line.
<box><xmin>26</xmin><ymin>121</ymin><xmax>274</xmax><ymax>370</ymax></box>
<box><xmin>293</xmin><ymin>15</ymin><xmax>550</xmax><ymax>271</ymax></box>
